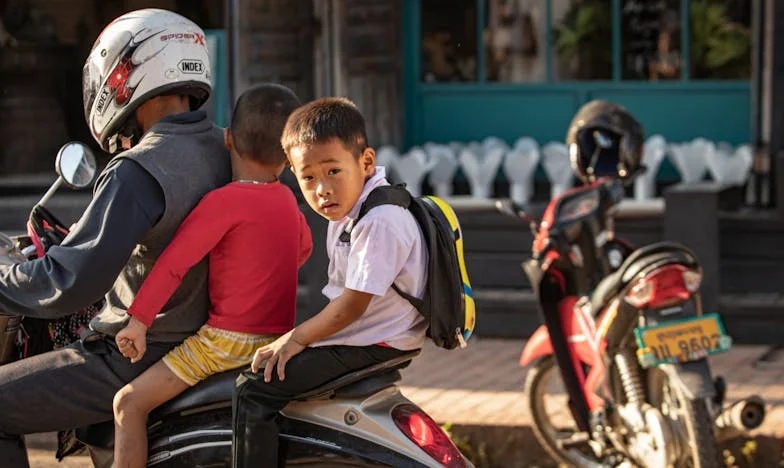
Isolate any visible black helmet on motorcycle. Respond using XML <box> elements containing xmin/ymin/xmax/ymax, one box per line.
<box><xmin>566</xmin><ymin>100</ymin><xmax>644</xmax><ymax>183</ymax></box>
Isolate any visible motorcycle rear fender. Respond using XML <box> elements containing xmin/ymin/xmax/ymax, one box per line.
<box><xmin>666</xmin><ymin>359</ymin><xmax>716</xmax><ymax>399</ymax></box>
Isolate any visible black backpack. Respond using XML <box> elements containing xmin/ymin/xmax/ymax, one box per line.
<box><xmin>340</xmin><ymin>184</ymin><xmax>476</xmax><ymax>350</ymax></box>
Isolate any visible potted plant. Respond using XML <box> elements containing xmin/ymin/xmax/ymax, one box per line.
<box><xmin>552</xmin><ymin>2</ymin><xmax>612</xmax><ymax>80</ymax></box>
<box><xmin>690</xmin><ymin>0</ymin><xmax>751</xmax><ymax>79</ymax></box>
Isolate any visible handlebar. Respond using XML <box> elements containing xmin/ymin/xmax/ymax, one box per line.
<box><xmin>494</xmin><ymin>199</ymin><xmax>539</xmax><ymax>234</ymax></box>
<box><xmin>495</xmin><ymin>199</ymin><xmax>533</xmax><ymax>221</ymax></box>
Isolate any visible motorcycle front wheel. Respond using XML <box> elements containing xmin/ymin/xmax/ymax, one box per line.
<box><xmin>525</xmin><ymin>355</ymin><xmax>604</xmax><ymax>468</ymax></box>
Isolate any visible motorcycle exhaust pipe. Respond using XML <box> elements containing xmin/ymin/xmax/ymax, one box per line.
<box><xmin>715</xmin><ymin>395</ymin><xmax>765</xmax><ymax>441</ymax></box>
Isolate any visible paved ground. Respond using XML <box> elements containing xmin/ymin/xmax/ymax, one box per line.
<box><xmin>400</xmin><ymin>337</ymin><xmax>784</xmax><ymax>434</ymax></box>
<box><xmin>24</xmin><ymin>338</ymin><xmax>784</xmax><ymax>467</ymax></box>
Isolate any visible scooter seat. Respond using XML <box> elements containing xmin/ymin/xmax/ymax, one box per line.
<box><xmin>294</xmin><ymin>349</ymin><xmax>419</xmax><ymax>401</ymax></box>
<box><xmin>76</xmin><ymin>350</ymin><xmax>420</xmax><ymax>449</ymax></box>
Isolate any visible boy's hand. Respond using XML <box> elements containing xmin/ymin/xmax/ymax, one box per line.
<box><xmin>115</xmin><ymin>316</ymin><xmax>148</xmax><ymax>363</ymax></box>
<box><xmin>251</xmin><ymin>331</ymin><xmax>306</xmax><ymax>383</ymax></box>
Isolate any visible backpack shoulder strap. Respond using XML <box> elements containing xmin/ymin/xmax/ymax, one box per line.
<box><xmin>391</xmin><ymin>283</ymin><xmax>425</xmax><ymax>310</ymax></box>
<box><xmin>357</xmin><ymin>184</ymin><xmax>412</xmax><ymax>219</ymax></box>
<box><xmin>339</xmin><ymin>184</ymin><xmax>426</xmax><ymax>311</ymax></box>
<box><xmin>339</xmin><ymin>184</ymin><xmax>411</xmax><ymax>243</ymax></box>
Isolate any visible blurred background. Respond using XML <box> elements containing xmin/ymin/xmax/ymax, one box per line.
<box><xmin>3</xmin><ymin>0</ymin><xmax>784</xmax><ymax>346</ymax></box>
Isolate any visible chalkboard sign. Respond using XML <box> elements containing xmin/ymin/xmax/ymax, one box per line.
<box><xmin>622</xmin><ymin>0</ymin><xmax>680</xmax><ymax>80</ymax></box>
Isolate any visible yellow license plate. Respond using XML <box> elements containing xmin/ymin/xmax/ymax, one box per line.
<box><xmin>634</xmin><ymin>313</ymin><xmax>732</xmax><ymax>368</ymax></box>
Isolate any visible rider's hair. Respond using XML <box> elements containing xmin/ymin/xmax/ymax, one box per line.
<box><xmin>230</xmin><ymin>83</ymin><xmax>301</xmax><ymax>165</ymax></box>
<box><xmin>281</xmin><ymin>97</ymin><xmax>369</xmax><ymax>158</ymax></box>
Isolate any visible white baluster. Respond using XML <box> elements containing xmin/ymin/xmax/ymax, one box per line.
<box><xmin>504</xmin><ymin>137</ymin><xmax>540</xmax><ymax>204</ymax></box>
<box><xmin>708</xmin><ymin>144</ymin><xmax>752</xmax><ymax>186</ymax></box>
<box><xmin>393</xmin><ymin>147</ymin><xmax>437</xmax><ymax>197</ymax></box>
<box><xmin>634</xmin><ymin>134</ymin><xmax>667</xmax><ymax>200</ymax></box>
<box><xmin>459</xmin><ymin>145</ymin><xmax>504</xmax><ymax>199</ymax></box>
<box><xmin>375</xmin><ymin>145</ymin><xmax>399</xmax><ymax>181</ymax></box>
<box><xmin>426</xmin><ymin>144</ymin><xmax>459</xmax><ymax>198</ymax></box>
<box><xmin>668</xmin><ymin>139</ymin><xmax>709</xmax><ymax>184</ymax></box>
<box><xmin>482</xmin><ymin>136</ymin><xmax>508</xmax><ymax>154</ymax></box>
<box><xmin>542</xmin><ymin>142</ymin><xmax>573</xmax><ymax>199</ymax></box>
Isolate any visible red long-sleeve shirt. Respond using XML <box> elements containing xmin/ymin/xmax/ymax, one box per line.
<box><xmin>128</xmin><ymin>181</ymin><xmax>312</xmax><ymax>334</ymax></box>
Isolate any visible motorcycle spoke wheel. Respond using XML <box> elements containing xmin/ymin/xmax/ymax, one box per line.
<box><xmin>525</xmin><ymin>356</ymin><xmax>605</xmax><ymax>468</ymax></box>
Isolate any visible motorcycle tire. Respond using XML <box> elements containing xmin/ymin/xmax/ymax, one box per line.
<box><xmin>647</xmin><ymin>363</ymin><xmax>723</xmax><ymax>468</ymax></box>
<box><xmin>525</xmin><ymin>355</ymin><xmax>603</xmax><ymax>468</ymax></box>
<box><xmin>146</xmin><ymin>408</ymin><xmax>232</xmax><ymax>467</ymax></box>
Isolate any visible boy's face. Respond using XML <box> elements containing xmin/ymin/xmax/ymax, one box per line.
<box><xmin>288</xmin><ymin>138</ymin><xmax>375</xmax><ymax>221</ymax></box>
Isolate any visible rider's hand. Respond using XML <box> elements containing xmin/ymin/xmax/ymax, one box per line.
<box><xmin>251</xmin><ymin>331</ymin><xmax>306</xmax><ymax>383</ymax></box>
<box><xmin>115</xmin><ymin>316</ymin><xmax>148</xmax><ymax>364</ymax></box>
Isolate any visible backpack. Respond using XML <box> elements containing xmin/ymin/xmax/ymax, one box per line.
<box><xmin>339</xmin><ymin>184</ymin><xmax>476</xmax><ymax>349</ymax></box>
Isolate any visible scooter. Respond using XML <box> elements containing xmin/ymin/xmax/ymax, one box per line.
<box><xmin>497</xmin><ymin>173</ymin><xmax>765</xmax><ymax>467</ymax></box>
<box><xmin>0</xmin><ymin>142</ymin><xmax>471</xmax><ymax>468</ymax></box>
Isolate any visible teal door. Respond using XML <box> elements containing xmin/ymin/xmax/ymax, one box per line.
<box><xmin>205</xmin><ymin>29</ymin><xmax>228</xmax><ymax>127</ymax></box>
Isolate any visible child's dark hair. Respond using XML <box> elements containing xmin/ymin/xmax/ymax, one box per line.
<box><xmin>281</xmin><ymin>97</ymin><xmax>368</xmax><ymax>157</ymax></box>
<box><xmin>230</xmin><ymin>83</ymin><xmax>301</xmax><ymax>164</ymax></box>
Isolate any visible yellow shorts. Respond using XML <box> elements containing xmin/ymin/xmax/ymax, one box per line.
<box><xmin>163</xmin><ymin>324</ymin><xmax>279</xmax><ymax>386</ymax></box>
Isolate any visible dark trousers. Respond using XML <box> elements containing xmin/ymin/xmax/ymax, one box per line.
<box><xmin>0</xmin><ymin>336</ymin><xmax>174</xmax><ymax>467</ymax></box>
<box><xmin>232</xmin><ymin>344</ymin><xmax>408</xmax><ymax>468</ymax></box>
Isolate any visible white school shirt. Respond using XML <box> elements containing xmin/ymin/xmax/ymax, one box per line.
<box><xmin>311</xmin><ymin>167</ymin><xmax>428</xmax><ymax>350</ymax></box>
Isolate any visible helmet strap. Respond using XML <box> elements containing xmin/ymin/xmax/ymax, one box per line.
<box><xmin>107</xmin><ymin>115</ymin><xmax>142</xmax><ymax>154</ymax></box>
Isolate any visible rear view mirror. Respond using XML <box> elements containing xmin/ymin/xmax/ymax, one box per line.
<box><xmin>56</xmin><ymin>142</ymin><xmax>97</xmax><ymax>189</ymax></box>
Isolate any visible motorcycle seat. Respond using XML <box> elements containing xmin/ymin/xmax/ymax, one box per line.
<box><xmin>590</xmin><ymin>241</ymin><xmax>698</xmax><ymax>313</ymax></box>
<box><xmin>76</xmin><ymin>350</ymin><xmax>420</xmax><ymax>449</ymax></box>
<box><xmin>151</xmin><ymin>349</ymin><xmax>419</xmax><ymax>420</ymax></box>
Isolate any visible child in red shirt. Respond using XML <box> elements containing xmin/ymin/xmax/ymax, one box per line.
<box><xmin>111</xmin><ymin>83</ymin><xmax>312</xmax><ymax>468</ymax></box>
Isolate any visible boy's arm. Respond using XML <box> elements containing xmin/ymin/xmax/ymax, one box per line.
<box><xmin>127</xmin><ymin>191</ymin><xmax>232</xmax><ymax>327</ymax></box>
<box><xmin>297</xmin><ymin>210</ymin><xmax>313</xmax><ymax>268</ymax></box>
<box><xmin>253</xmin><ymin>210</ymin><xmax>415</xmax><ymax>381</ymax></box>
<box><xmin>255</xmin><ymin>288</ymin><xmax>373</xmax><ymax>380</ymax></box>
<box><xmin>292</xmin><ymin>288</ymin><xmax>372</xmax><ymax>345</ymax></box>
<box><xmin>294</xmin><ymin>210</ymin><xmax>412</xmax><ymax>344</ymax></box>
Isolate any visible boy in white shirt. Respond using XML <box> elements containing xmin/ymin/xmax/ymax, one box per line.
<box><xmin>232</xmin><ymin>97</ymin><xmax>428</xmax><ymax>468</ymax></box>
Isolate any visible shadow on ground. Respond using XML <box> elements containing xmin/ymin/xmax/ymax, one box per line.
<box><xmin>447</xmin><ymin>424</ymin><xmax>784</xmax><ymax>468</ymax></box>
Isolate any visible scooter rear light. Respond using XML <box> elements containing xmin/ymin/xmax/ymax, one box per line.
<box><xmin>625</xmin><ymin>264</ymin><xmax>700</xmax><ymax>309</ymax></box>
<box><xmin>391</xmin><ymin>404</ymin><xmax>466</xmax><ymax>468</ymax></box>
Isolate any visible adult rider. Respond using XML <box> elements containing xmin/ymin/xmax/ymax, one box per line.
<box><xmin>0</xmin><ymin>9</ymin><xmax>231</xmax><ymax>467</ymax></box>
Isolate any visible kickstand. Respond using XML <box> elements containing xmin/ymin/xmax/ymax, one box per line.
<box><xmin>753</xmin><ymin>345</ymin><xmax>784</xmax><ymax>370</ymax></box>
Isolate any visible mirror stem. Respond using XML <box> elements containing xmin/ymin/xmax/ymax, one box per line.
<box><xmin>38</xmin><ymin>177</ymin><xmax>64</xmax><ymax>207</ymax></box>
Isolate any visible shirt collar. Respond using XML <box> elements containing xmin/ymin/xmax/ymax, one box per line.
<box><xmin>159</xmin><ymin>110</ymin><xmax>207</xmax><ymax>125</ymax></box>
<box><xmin>346</xmin><ymin>167</ymin><xmax>388</xmax><ymax>221</ymax></box>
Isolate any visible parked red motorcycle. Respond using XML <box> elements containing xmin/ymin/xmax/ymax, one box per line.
<box><xmin>497</xmin><ymin>101</ymin><xmax>765</xmax><ymax>468</ymax></box>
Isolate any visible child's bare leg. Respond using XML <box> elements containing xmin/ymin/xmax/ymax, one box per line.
<box><xmin>113</xmin><ymin>361</ymin><xmax>189</xmax><ymax>468</ymax></box>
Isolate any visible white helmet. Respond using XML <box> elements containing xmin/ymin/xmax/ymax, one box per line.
<box><xmin>82</xmin><ymin>9</ymin><xmax>212</xmax><ymax>153</ymax></box>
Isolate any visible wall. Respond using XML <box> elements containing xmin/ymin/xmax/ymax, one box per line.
<box><xmin>236</xmin><ymin>0</ymin><xmax>315</xmax><ymax>104</ymax></box>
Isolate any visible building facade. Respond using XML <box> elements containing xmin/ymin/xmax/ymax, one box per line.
<box><xmin>3</xmin><ymin>0</ymin><xmax>783</xmax><ymax>343</ymax></box>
